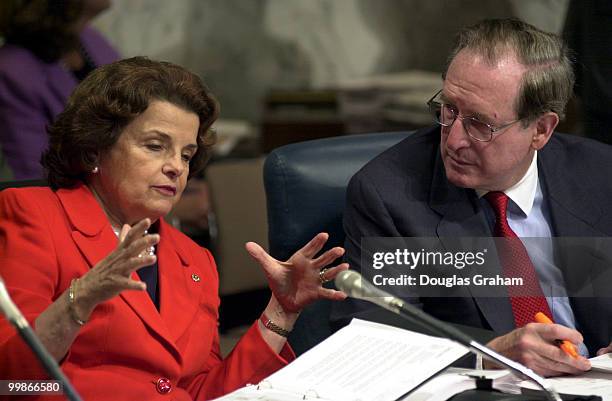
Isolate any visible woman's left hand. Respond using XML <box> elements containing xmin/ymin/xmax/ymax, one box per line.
<box><xmin>246</xmin><ymin>233</ymin><xmax>348</xmax><ymax>314</ymax></box>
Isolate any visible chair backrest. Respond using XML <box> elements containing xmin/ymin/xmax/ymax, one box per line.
<box><xmin>0</xmin><ymin>179</ymin><xmax>47</xmax><ymax>191</ymax></box>
<box><xmin>207</xmin><ymin>157</ymin><xmax>270</xmax><ymax>296</ymax></box>
<box><xmin>264</xmin><ymin>131</ymin><xmax>413</xmax><ymax>354</ymax></box>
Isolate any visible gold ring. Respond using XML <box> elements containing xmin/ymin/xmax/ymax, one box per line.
<box><xmin>319</xmin><ymin>268</ymin><xmax>331</xmax><ymax>284</ymax></box>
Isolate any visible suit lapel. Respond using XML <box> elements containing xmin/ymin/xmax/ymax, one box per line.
<box><xmin>56</xmin><ymin>184</ymin><xmax>182</xmax><ymax>359</ymax></box>
<box><xmin>539</xmin><ymin>140</ymin><xmax>604</xmax><ymax>237</ymax></box>
<box><xmin>57</xmin><ymin>183</ymin><xmax>116</xmax><ymax>266</ymax></box>
<box><xmin>429</xmin><ymin>152</ymin><xmax>515</xmax><ymax>334</ymax></box>
<box><xmin>539</xmin><ymin>139</ymin><xmax>609</xmax><ymax>351</ymax></box>
<box><xmin>157</xmin><ymin>220</ymin><xmax>200</xmax><ymax>343</ymax></box>
<box><xmin>538</xmin><ymin>141</ymin><xmax>602</xmax><ymax>296</ymax></box>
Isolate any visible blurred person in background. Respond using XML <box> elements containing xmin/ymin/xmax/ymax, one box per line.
<box><xmin>0</xmin><ymin>0</ymin><xmax>118</xmax><ymax>180</ymax></box>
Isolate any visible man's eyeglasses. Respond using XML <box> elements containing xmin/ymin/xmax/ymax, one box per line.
<box><xmin>426</xmin><ymin>89</ymin><xmax>522</xmax><ymax>142</ymax></box>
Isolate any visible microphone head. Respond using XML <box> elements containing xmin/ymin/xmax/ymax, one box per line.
<box><xmin>335</xmin><ymin>269</ymin><xmax>403</xmax><ymax>313</ymax></box>
<box><xmin>334</xmin><ymin>270</ymin><xmax>363</xmax><ymax>297</ymax></box>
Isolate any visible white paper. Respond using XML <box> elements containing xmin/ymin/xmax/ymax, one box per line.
<box><xmin>521</xmin><ymin>370</ymin><xmax>612</xmax><ymax>400</ymax></box>
<box><xmin>590</xmin><ymin>353</ymin><xmax>612</xmax><ymax>374</ymax></box>
<box><xmin>211</xmin><ymin>385</ymin><xmax>309</xmax><ymax>401</ymax></box>
<box><xmin>263</xmin><ymin>319</ymin><xmax>469</xmax><ymax>401</ymax></box>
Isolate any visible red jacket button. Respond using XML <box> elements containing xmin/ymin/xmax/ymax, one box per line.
<box><xmin>156</xmin><ymin>378</ymin><xmax>172</xmax><ymax>394</ymax></box>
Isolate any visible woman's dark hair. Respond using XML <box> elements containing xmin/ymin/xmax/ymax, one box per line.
<box><xmin>0</xmin><ymin>0</ymin><xmax>83</xmax><ymax>62</ymax></box>
<box><xmin>42</xmin><ymin>56</ymin><xmax>219</xmax><ymax>189</ymax></box>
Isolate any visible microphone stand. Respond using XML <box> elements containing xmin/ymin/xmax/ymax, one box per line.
<box><xmin>0</xmin><ymin>277</ymin><xmax>83</xmax><ymax>401</ymax></box>
<box><xmin>336</xmin><ymin>271</ymin><xmax>561</xmax><ymax>401</ymax></box>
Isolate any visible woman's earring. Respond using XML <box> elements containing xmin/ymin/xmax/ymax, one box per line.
<box><xmin>92</xmin><ymin>166</ymin><xmax>99</xmax><ymax>174</ymax></box>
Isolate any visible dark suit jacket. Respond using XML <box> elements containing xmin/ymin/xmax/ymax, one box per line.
<box><xmin>331</xmin><ymin>125</ymin><xmax>612</xmax><ymax>354</ymax></box>
<box><xmin>0</xmin><ymin>184</ymin><xmax>293</xmax><ymax>401</ymax></box>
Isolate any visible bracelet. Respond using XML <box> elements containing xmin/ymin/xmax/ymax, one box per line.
<box><xmin>260</xmin><ymin>313</ymin><xmax>291</xmax><ymax>338</ymax></box>
<box><xmin>68</xmin><ymin>279</ymin><xmax>87</xmax><ymax>326</ymax></box>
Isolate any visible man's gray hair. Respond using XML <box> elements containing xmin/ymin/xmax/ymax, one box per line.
<box><xmin>443</xmin><ymin>18</ymin><xmax>574</xmax><ymax>124</ymax></box>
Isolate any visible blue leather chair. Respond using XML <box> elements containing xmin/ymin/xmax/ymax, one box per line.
<box><xmin>263</xmin><ymin>131</ymin><xmax>413</xmax><ymax>355</ymax></box>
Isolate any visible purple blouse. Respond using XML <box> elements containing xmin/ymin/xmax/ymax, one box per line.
<box><xmin>0</xmin><ymin>27</ymin><xmax>119</xmax><ymax>179</ymax></box>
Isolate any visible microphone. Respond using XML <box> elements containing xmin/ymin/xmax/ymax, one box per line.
<box><xmin>0</xmin><ymin>275</ymin><xmax>28</xmax><ymax>329</ymax></box>
<box><xmin>335</xmin><ymin>270</ymin><xmax>561</xmax><ymax>401</ymax></box>
<box><xmin>0</xmin><ymin>275</ymin><xmax>84</xmax><ymax>401</ymax></box>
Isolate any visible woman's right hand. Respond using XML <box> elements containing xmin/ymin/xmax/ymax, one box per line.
<box><xmin>74</xmin><ymin>218</ymin><xmax>160</xmax><ymax>320</ymax></box>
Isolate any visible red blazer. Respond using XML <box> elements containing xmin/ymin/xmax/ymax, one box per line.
<box><xmin>0</xmin><ymin>184</ymin><xmax>294</xmax><ymax>400</ymax></box>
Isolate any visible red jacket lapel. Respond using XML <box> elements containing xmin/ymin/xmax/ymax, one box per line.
<box><xmin>157</xmin><ymin>219</ymin><xmax>201</xmax><ymax>343</ymax></box>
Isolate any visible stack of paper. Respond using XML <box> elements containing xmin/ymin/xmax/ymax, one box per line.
<box><xmin>214</xmin><ymin>318</ymin><xmax>612</xmax><ymax>401</ymax></box>
<box><xmin>214</xmin><ymin>319</ymin><xmax>468</xmax><ymax>401</ymax></box>
<box><xmin>590</xmin><ymin>353</ymin><xmax>612</xmax><ymax>374</ymax></box>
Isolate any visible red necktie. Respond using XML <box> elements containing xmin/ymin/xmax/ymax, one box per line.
<box><xmin>484</xmin><ymin>191</ymin><xmax>552</xmax><ymax>327</ymax></box>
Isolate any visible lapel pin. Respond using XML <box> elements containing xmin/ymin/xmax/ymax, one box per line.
<box><xmin>191</xmin><ymin>274</ymin><xmax>201</xmax><ymax>282</ymax></box>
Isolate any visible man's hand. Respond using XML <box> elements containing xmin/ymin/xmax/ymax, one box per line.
<box><xmin>485</xmin><ymin>323</ymin><xmax>591</xmax><ymax>377</ymax></box>
<box><xmin>596</xmin><ymin>342</ymin><xmax>612</xmax><ymax>356</ymax></box>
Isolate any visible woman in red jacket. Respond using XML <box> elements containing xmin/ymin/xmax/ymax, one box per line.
<box><xmin>0</xmin><ymin>57</ymin><xmax>348</xmax><ymax>400</ymax></box>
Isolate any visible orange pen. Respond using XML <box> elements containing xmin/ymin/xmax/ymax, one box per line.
<box><xmin>534</xmin><ymin>312</ymin><xmax>579</xmax><ymax>358</ymax></box>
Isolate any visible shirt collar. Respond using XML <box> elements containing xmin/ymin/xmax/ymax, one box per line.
<box><xmin>476</xmin><ymin>151</ymin><xmax>539</xmax><ymax>216</ymax></box>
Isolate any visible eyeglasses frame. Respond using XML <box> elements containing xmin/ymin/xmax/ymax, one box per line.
<box><xmin>426</xmin><ymin>89</ymin><xmax>523</xmax><ymax>142</ymax></box>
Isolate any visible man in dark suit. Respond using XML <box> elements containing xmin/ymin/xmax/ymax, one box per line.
<box><xmin>332</xmin><ymin>18</ymin><xmax>612</xmax><ymax>377</ymax></box>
